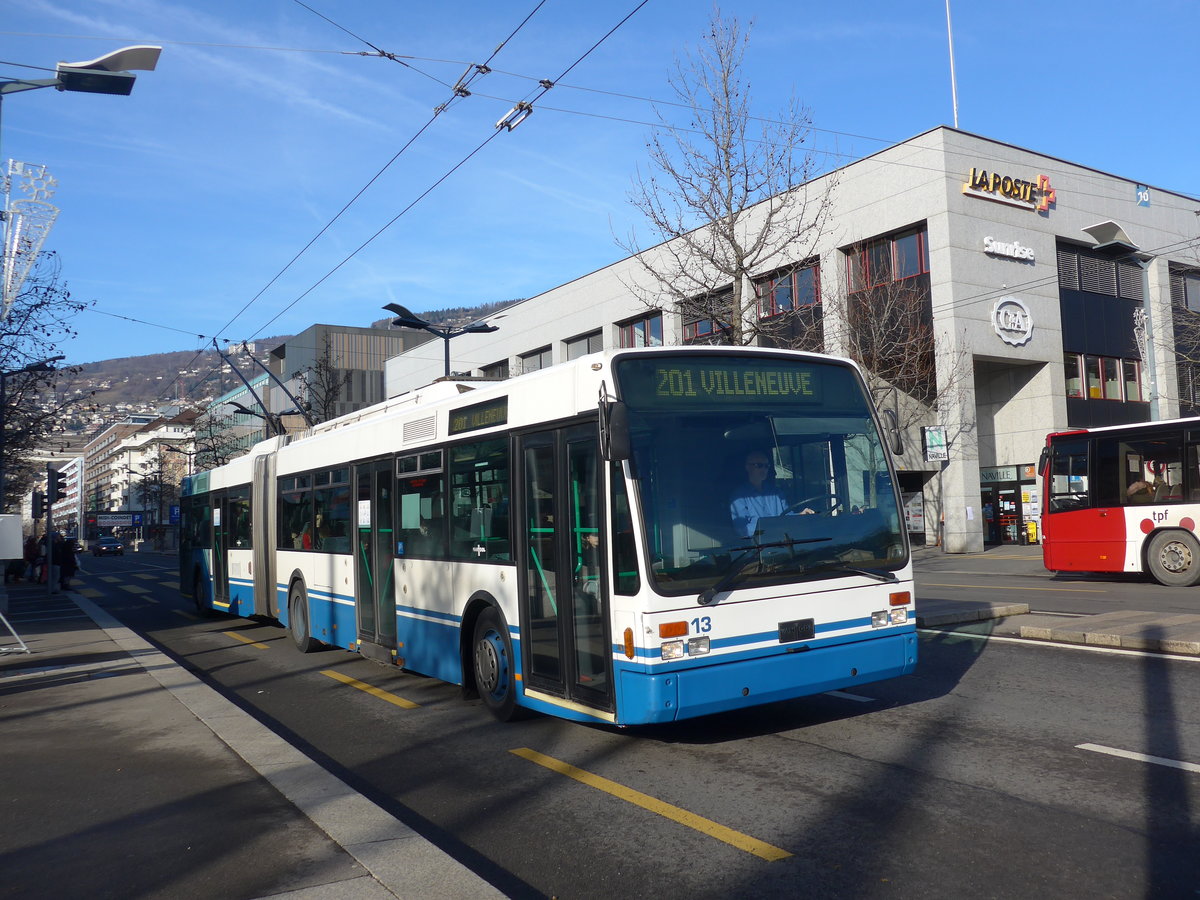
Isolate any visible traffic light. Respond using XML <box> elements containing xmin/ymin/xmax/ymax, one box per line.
<box><xmin>32</xmin><ymin>491</ymin><xmax>45</xmax><ymax>519</ymax></box>
<box><xmin>47</xmin><ymin>468</ymin><xmax>67</xmax><ymax>504</ymax></box>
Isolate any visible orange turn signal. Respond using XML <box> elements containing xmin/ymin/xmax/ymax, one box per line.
<box><xmin>659</xmin><ymin>621</ymin><xmax>688</xmax><ymax>638</ymax></box>
<box><xmin>889</xmin><ymin>591</ymin><xmax>911</xmax><ymax>607</ymax></box>
<box><xmin>623</xmin><ymin>628</ymin><xmax>635</xmax><ymax>659</ymax></box>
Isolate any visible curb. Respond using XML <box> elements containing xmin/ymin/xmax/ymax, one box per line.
<box><xmin>1019</xmin><ymin>610</ymin><xmax>1200</xmax><ymax>656</ymax></box>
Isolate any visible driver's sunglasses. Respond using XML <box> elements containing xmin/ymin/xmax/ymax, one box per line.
<box><xmin>747</xmin><ymin>462</ymin><xmax>769</xmax><ymax>468</ymax></box>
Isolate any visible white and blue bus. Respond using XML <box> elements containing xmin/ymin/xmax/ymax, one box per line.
<box><xmin>180</xmin><ymin>346</ymin><xmax>916</xmax><ymax>725</ymax></box>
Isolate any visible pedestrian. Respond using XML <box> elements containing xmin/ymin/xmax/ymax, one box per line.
<box><xmin>23</xmin><ymin>535</ymin><xmax>39</xmax><ymax>581</ymax></box>
<box><xmin>53</xmin><ymin>534</ymin><xmax>77</xmax><ymax>591</ymax></box>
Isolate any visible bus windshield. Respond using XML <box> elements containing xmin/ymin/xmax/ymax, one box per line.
<box><xmin>614</xmin><ymin>353</ymin><xmax>907</xmax><ymax>594</ymax></box>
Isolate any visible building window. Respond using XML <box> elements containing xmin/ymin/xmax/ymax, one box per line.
<box><xmin>520</xmin><ymin>347</ymin><xmax>552</xmax><ymax>373</ymax></box>
<box><xmin>847</xmin><ymin>227</ymin><xmax>929</xmax><ymax>293</ymax></box>
<box><xmin>755</xmin><ymin>263</ymin><xmax>819</xmax><ymax>319</ymax></box>
<box><xmin>565</xmin><ymin>331</ymin><xmax>603</xmax><ymax>360</ymax></box>
<box><xmin>1067</xmin><ymin>353</ymin><xmax>1143</xmax><ymax>402</ymax></box>
<box><xmin>1057</xmin><ymin>245</ymin><xmax>1144</xmax><ymax>301</ymax></box>
<box><xmin>1064</xmin><ymin>353</ymin><xmax>1082</xmax><ymax>398</ymax></box>
<box><xmin>480</xmin><ymin>359</ymin><xmax>509</xmax><ymax>380</ymax></box>
<box><xmin>617</xmin><ymin>313</ymin><xmax>662</xmax><ymax>348</ymax></box>
<box><xmin>1170</xmin><ymin>267</ymin><xmax>1200</xmax><ymax>313</ymax></box>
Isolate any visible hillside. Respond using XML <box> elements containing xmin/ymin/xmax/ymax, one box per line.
<box><xmin>70</xmin><ymin>300</ymin><xmax>519</xmax><ymax>422</ymax></box>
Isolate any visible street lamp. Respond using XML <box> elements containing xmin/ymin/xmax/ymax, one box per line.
<box><xmin>1</xmin><ymin>45</ymin><xmax>162</xmax><ymax>320</ymax></box>
<box><xmin>1081</xmin><ymin>221</ymin><xmax>1158</xmax><ymax>420</ymax></box>
<box><xmin>161</xmin><ymin>444</ymin><xmax>197</xmax><ymax>477</ymax></box>
<box><xmin>383</xmin><ymin>303</ymin><xmax>499</xmax><ymax>378</ymax></box>
<box><xmin>0</xmin><ymin>354</ymin><xmax>64</xmax><ymax>509</ymax></box>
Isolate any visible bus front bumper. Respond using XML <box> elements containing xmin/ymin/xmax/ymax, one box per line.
<box><xmin>617</xmin><ymin>629</ymin><xmax>917</xmax><ymax>725</ymax></box>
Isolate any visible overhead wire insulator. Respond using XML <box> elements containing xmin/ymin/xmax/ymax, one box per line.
<box><xmin>495</xmin><ymin>101</ymin><xmax>533</xmax><ymax>132</ymax></box>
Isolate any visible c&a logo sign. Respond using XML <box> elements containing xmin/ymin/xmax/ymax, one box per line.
<box><xmin>963</xmin><ymin>167</ymin><xmax>1056</xmax><ymax>213</ymax></box>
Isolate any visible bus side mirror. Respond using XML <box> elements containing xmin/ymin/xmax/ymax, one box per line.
<box><xmin>881</xmin><ymin>409</ymin><xmax>903</xmax><ymax>456</ymax></box>
<box><xmin>600</xmin><ymin>399</ymin><xmax>630</xmax><ymax>461</ymax></box>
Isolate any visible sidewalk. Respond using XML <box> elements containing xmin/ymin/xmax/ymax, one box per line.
<box><xmin>0</xmin><ymin>578</ymin><xmax>503</xmax><ymax>900</ymax></box>
<box><xmin>911</xmin><ymin>543</ymin><xmax>1200</xmax><ymax>656</ymax></box>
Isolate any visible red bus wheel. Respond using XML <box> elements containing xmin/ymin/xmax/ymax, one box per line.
<box><xmin>1146</xmin><ymin>531</ymin><xmax>1200</xmax><ymax>587</ymax></box>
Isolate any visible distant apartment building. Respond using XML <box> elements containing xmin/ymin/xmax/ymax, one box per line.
<box><xmin>81</xmin><ymin>412</ymin><xmax>195</xmax><ymax>546</ymax></box>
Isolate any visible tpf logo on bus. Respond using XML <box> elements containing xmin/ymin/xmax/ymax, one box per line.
<box><xmin>992</xmin><ymin>297</ymin><xmax>1033</xmax><ymax>346</ymax></box>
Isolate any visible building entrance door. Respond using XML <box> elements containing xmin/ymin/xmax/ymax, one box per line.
<box><xmin>981</xmin><ymin>484</ymin><xmax>1024</xmax><ymax>545</ymax></box>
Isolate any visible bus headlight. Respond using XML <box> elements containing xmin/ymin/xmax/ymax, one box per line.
<box><xmin>890</xmin><ymin>608</ymin><xmax>908</xmax><ymax>625</ymax></box>
<box><xmin>661</xmin><ymin>640</ymin><xmax>684</xmax><ymax>660</ymax></box>
<box><xmin>871</xmin><ymin>610</ymin><xmax>889</xmax><ymax>628</ymax></box>
<box><xmin>687</xmin><ymin>636</ymin><xmax>710</xmax><ymax>655</ymax></box>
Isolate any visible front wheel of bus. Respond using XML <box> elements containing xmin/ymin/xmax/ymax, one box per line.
<box><xmin>192</xmin><ymin>571</ymin><xmax>217</xmax><ymax>618</ymax></box>
<box><xmin>1147</xmin><ymin>531</ymin><xmax>1200</xmax><ymax>586</ymax></box>
<box><xmin>288</xmin><ymin>584</ymin><xmax>319</xmax><ymax>653</ymax></box>
<box><xmin>473</xmin><ymin>607</ymin><xmax>519</xmax><ymax>721</ymax></box>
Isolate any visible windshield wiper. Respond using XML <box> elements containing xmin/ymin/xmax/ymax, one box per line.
<box><xmin>799</xmin><ymin>562</ymin><xmax>899</xmax><ymax>583</ymax></box>
<box><xmin>697</xmin><ymin>537</ymin><xmax>831</xmax><ymax>606</ymax></box>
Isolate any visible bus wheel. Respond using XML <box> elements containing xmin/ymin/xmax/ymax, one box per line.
<box><xmin>1147</xmin><ymin>531</ymin><xmax>1200</xmax><ymax>586</ymax></box>
<box><xmin>288</xmin><ymin>584</ymin><xmax>319</xmax><ymax>653</ymax></box>
<box><xmin>193</xmin><ymin>572</ymin><xmax>213</xmax><ymax>618</ymax></box>
<box><xmin>472</xmin><ymin>607</ymin><xmax>519</xmax><ymax>721</ymax></box>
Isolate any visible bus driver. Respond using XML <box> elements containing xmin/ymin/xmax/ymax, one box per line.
<box><xmin>730</xmin><ymin>450</ymin><xmax>813</xmax><ymax>538</ymax></box>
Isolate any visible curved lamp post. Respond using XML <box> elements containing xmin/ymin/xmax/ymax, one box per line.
<box><xmin>1</xmin><ymin>45</ymin><xmax>162</xmax><ymax>321</ymax></box>
<box><xmin>383</xmin><ymin>303</ymin><xmax>498</xmax><ymax>378</ymax></box>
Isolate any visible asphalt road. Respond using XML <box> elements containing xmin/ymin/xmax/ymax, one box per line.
<box><xmin>66</xmin><ymin>553</ymin><xmax>1200</xmax><ymax>898</ymax></box>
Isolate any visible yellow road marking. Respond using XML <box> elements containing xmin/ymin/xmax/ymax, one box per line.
<box><xmin>134</xmin><ymin>573</ymin><xmax>159</xmax><ymax>580</ymax></box>
<box><xmin>224</xmin><ymin>631</ymin><xmax>269</xmax><ymax>650</ymax></box>
<box><xmin>161</xmin><ymin>581</ymin><xmax>179</xmax><ymax>589</ymax></box>
<box><xmin>78</xmin><ymin>588</ymin><xmax>102</xmax><ymax>598</ymax></box>
<box><xmin>321</xmin><ymin>670</ymin><xmax>420</xmax><ymax>709</ymax></box>
<box><xmin>511</xmin><ymin>748</ymin><xmax>791</xmax><ymax>861</ymax></box>
<box><xmin>99</xmin><ymin>575</ymin><xmax>121</xmax><ymax>583</ymax></box>
<box><xmin>922</xmin><ymin>581</ymin><xmax>1107</xmax><ymax>593</ymax></box>
<box><xmin>172</xmin><ymin>609</ymin><xmax>199</xmax><ymax>621</ymax></box>
<box><xmin>121</xmin><ymin>584</ymin><xmax>151</xmax><ymax>595</ymax></box>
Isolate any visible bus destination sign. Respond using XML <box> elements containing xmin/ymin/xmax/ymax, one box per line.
<box><xmin>449</xmin><ymin>397</ymin><xmax>508</xmax><ymax>435</ymax></box>
<box><xmin>620</xmin><ymin>359</ymin><xmax>823</xmax><ymax>407</ymax></box>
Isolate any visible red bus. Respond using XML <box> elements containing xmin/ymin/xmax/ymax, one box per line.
<box><xmin>1040</xmin><ymin>418</ymin><xmax>1200</xmax><ymax>585</ymax></box>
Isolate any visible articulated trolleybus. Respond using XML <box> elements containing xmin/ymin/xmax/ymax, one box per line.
<box><xmin>181</xmin><ymin>347</ymin><xmax>916</xmax><ymax>725</ymax></box>
<box><xmin>1041</xmin><ymin>416</ymin><xmax>1200</xmax><ymax>585</ymax></box>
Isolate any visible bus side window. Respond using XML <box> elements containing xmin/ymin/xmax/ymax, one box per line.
<box><xmin>1189</xmin><ymin>444</ymin><xmax>1200</xmax><ymax>502</ymax></box>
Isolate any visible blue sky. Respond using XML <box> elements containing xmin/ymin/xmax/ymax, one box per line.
<box><xmin>3</xmin><ymin>0</ymin><xmax>1198</xmax><ymax>369</ymax></box>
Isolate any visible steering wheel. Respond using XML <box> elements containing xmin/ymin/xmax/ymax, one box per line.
<box><xmin>785</xmin><ymin>494</ymin><xmax>839</xmax><ymax>515</ymax></box>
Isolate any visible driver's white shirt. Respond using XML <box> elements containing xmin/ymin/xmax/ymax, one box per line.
<box><xmin>730</xmin><ymin>485</ymin><xmax>787</xmax><ymax>538</ymax></box>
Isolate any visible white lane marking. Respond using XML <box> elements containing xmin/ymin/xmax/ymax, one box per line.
<box><xmin>917</xmin><ymin>629</ymin><xmax>1200</xmax><ymax>662</ymax></box>
<box><xmin>1076</xmin><ymin>743</ymin><xmax>1200</xmax><ymax>774</ymax></box>
<box><xmin>824</xmin><ymin>690</ymin><xmax>875</xmax><ymax>703</ymax></box>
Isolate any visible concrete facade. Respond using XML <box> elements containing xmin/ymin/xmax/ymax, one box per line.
<box><xmin>383</xmin><ymin>127</ymin><xmax>1200</xmax><ymax>553</ymax></box>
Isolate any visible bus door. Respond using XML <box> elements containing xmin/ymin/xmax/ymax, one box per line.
<box><xmin>354</xmin><ymin>459</ymin><xmax>398</xmax><ymax>663</ymax></box>
<box><xmin>252</xmin><ymin>453</ymin><xmax>278</xmax><ymax>616</ymax></box>
<box><xmin>211</xmin><ymin>492</ymin><xmax>231</xmax><ymax>610</ymax></box>
<box><xmin>518</xmin><ymin>425</ymin><xmax>613</xmax><ymax>711</ymax></box>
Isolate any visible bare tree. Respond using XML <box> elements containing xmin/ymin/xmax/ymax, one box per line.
<box><xmin>193</xmin><ymin>408</ymin><xmax>247</xmax><ymax>470</ymax></box>
<box><xmin>0</xmin><ymin>254</ymin><xmax>92</xmax><ymax>509</ymax></box>
<box><xmin>618</xmin><ymin>10</ymin><xmax>833</xmax><ymax>345</ymax></box>
<box><xmin>823</xmin><ymin>254</ymin><xmax>975</xmax><ymax>467</ymax></box>
<box><xmin>293</xmin><ymin>335</ymin><xmax>351</xmax><ymax>424</ymax></box>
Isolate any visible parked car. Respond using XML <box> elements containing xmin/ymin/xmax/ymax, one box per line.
<box><xmin>92</xmin><ymin>536</ymin><xmax>124</xmax><ymax>556</ymax></box>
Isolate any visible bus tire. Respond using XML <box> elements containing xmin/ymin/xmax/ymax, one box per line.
<box><xmin>193</xmin><ymin>571</ymin><xmax>213</xmax><ymax>618</ymax></box>
<box><xmin>1146</xmin><ymin>530</ymin><xmax>1200</xmax><ymax>586</ymax></box>
<box><xmin>288</xmin><ymin>583</ymin><xmax>320</xmax><ymax>653</ymax></box>
<box><xmin>472</xmin><ymin>606</ymin><xmax>520</xmax><ymax>721</ymax></box>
